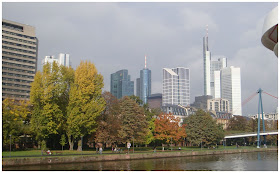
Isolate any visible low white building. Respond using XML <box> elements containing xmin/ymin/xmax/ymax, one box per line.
<box><xmin>43</xmin><ymin>53</ymin><xmax>70</xmax><ymax>67</ymax></box>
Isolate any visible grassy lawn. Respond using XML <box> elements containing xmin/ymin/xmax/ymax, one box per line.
<box><xmin>2</xmin><ymin>145</ymin><xmax>268</xmax><ymax>158</ymax></box>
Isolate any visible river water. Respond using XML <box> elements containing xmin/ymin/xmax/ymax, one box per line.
<box><xmin>4</xmin><ymin>151</ymin><xmax>278</xmax><ymax>171</ymax></box>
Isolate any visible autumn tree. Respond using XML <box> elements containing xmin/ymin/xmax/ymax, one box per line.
<box><xmin>30</xmin><ymin>62</ymin><xmax>74</xmax><ymax>149</ymax></box>
<box><xmin>227</xmin><ymin>116</ymin><xmax>248</xmax><ymax>132</ymax></box>
<box><xmin>94</xmin><ymin>91</ymin><xmax>121</xmax><ymax>147</ymax></box>
<box><xmin>183</xmin><ymin>110</ymin><xmax>224</xmax><ymax>147</ymax></box>
<box><xmin>67</xmin><ymin>61</ymin><xmax>105</xmax><ymax>151</ymax></box>
<box><xmin>154</xmin><ymin>113</ymin><xmax>187</xmax><ymax>147</ymax></box>
<box><xmin>2</xmin><ymin>98</ymin><xmax>31</xmax><ymax>150</ymax></box>
<box><xmin>118</xmin><ymin>96</ymin><xmax>149</xmax><ymax>144</ymax></box>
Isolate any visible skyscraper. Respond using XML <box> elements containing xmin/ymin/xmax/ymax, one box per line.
<box><xmin>220</xmin><ymin>66</ymin><xmax>242</xmax><ymax>115</ymax></box>
<box><xmin>203</xmin><ymin>26</ymin><xmax>211</xmax><ymax>96</ymax></box>
<box><xmin>210</xmin><ymin>57</ymin><xmax>227</xmax><ymax>98</ymax></box>
<box><xmin>138</xmin><ymin>56</ymin><xmax>151</xmax><ymax>104</ymax></box>
<box><xmin>43</xmin><ymin>53</ymin><xmax>70</xmax><ymax>67</ymax></box>
<box><xmin>2</xmin><ymin>19</ymin><xmax>38</xmax><ymax>100</ymax></box>
<box><xmin>136</xmin><ymin>78</ymin><xmax>140</xmax><ymax>97</ymax></box>
<box><xmin>162</xmin><ymin>67</ymin><xmax>190</xmax><ymax>107</ymax></box>
<box><xmin>110</xmin><ymin>69</ymin><xmax>134</xmax><ymax>99</ymax></box>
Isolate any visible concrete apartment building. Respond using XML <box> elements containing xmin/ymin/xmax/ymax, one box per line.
<box><xmin>2</xmin><ymin>19</ymin><xmax>38</xmax><ymax>100</ymax></box>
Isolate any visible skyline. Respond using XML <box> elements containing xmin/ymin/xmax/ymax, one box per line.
<box><xmin>2</xmin><ymin>2</ymin><xmax>278</xmax><ymax>116</ymax></box>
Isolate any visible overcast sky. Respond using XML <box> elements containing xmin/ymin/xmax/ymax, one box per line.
<box><xmin>2</xmin><ymin>2</ymin><xmax>278</xmax><ymax>116</ymax></box>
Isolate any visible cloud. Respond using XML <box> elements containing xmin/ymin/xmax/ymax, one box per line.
<box><xmin>180</xmin><ymin>8</ymin><xmax>218</xmax><ymax>32</ymax></box>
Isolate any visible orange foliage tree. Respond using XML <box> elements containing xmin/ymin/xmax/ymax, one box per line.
<box><xmin>154</xmin><ymin>113</ymin><xmax>187</xmax><ymax>146</ymax></box>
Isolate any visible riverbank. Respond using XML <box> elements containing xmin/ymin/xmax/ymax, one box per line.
<box><xmin>2</xmin><ymin>147</ymin><xmax>277</xmax><ymax>167</ymax></box>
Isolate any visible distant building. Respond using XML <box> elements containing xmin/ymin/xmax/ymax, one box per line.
<box><xmin>249</xmin><ymin>112</ymin><xmax>278</xmax><ymax>121</ymax></box>
<box><xmin>207</xmin><ymin>98</ymin><xmax>230</xmax><ymax>113</ymax></box>
<box><xmin>147</xmin><ymin>93</ymin><xmax>162</xmax><ymax>109</ymax></box>
<box><xmin>220</xmin><ymin>66</ymin><xmax>242</xmax><ymax>115</ymax></box>
<box><xmin>203</xmin><ymin>28</ymin><xmax>211</xmax><ymax>96</ymax></box>
<box><xmin>138</xmin><ymin>56</ymin><xmax>151</xmax><ymax>104</ymax></box>
<box><xmin>191</xmin><ymin>95</ymin><xmax>213</xmax><ymax>111</ymax></box>
<box><xmin>210</xmin><ymin>57</ymin><xmax>227</xmax><ymax>98</ymax></box>
<box><xmin>161</xmin><ymin>104</ymin><xmax>189</xmax><ymax>126</ymax></box>
<box><xmin>43</xmin><ymin>53</ymin><xmax>70</xmax><ymax>67</ymax></box>
<box><xmin>2</xmin><ymin>19</ymin><xmax>38</xmax><ymax>100</ymax></box>
<box><xmin>110</xmin><ymin>69</ymin><xmax>134</xmax><ymax>99</ymax></box>
<box><xmin>162</xmin><ymin>67</ymin><xmax>190</xmax><ymax>107</ymax></box>
<box><xmin>136</xmin><ymin>78</ymin><xmax>140</xmax><ymax>97</ymax></box>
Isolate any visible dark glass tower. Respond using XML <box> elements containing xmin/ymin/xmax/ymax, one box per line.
<box><xmin>110</xmin><ymin>69</ymin><xmax>134</xmax><ymax>99</ymax></box>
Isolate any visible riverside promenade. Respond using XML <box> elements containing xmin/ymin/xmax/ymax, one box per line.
<box><xmin>3</xmin><ymin>147</ymin><xmax>277</xmax><ymax>167</ymax></box>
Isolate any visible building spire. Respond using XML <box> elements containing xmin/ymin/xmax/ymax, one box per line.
<box><xmin>206</xmin><ymin>24</ymin><xmax>208</xmax><ymax>37</ymax></box>
<box><xmin>145</xmin><ymin>55</ymin><xmax>147</xmax><ymax>69</ymax></box>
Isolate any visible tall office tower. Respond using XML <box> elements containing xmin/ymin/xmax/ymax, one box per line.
<box><xmin>58</xmin><ymin>53</ymin><xmax>70</xmax><ymax>67</ymax></box>
<box><xmin>110</xmin><ymin>69</ymin><xmax>134</xmax><ymax>99</ymax></box>
<box><xmin>136</xmin><ymin>78</ymin><xmax>140</xmax><ymax>97</ymax></box>
<box><xmin>2</xmin><ymin>19</ymin><xmax>38</xmax><ymax>100</ymax></box>
<box><xmin>203</xmin><ymin>26</ymin><xmax>211</xmax><ymax>96</ymax></box>
<box><xmin>43</xmin><ymin>53</ymin><xmax>70</xmax><ymax>67</ymax></box>
<box><xmin>162</xmin><ymin>67</ymin><xmax>190</xmax><ymax>107</ymax></box>
<box><xmin>210</xmin><ymin>57</ymin><xmax>227</xmax><ymax>98</ymax></box>
<box><xmin>139</xmin><ymin>56</ymin><xmax>151</xmax><ymax>104</ymax></box>
<box><xmin>220</xmin><ymin>66</ymin><xmax>242</xmax><ymax>115</ymax></box>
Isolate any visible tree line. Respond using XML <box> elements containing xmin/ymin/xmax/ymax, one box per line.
<box><xmin>4</xmin><ymin>61</ymin><xmax>276</xmax><ymax>151</ymax></box>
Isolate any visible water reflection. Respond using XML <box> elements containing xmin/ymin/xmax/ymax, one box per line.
<box><xmin>4</xmin><ymin>151</ymin><xmax>278</xmax><ymax>171</ymax></box>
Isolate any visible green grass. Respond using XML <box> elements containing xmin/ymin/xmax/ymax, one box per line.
<box><xmin>2</xmin><ymin>145</ymin><xmax>269</xmax><ymax>159</ymax></box>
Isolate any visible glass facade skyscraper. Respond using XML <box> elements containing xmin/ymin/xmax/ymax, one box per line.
<box><xmin>110</xmin><ymin>69</ymin><xmax>134</xmax><ymax>99</ymax></box>
<box><xmin>139</xmin><ymin>68</ymin><xmax>151</xmax><ymax>104</ymax></box>
<box><xmin>210</xmin><ymin>57</ymin><xmax>227</xmax><ymax>98</ymax></box>
<box><xmin>162</xmin><ymin>67</ymin><xmax>190</xmax><ymax>107</ymax></box>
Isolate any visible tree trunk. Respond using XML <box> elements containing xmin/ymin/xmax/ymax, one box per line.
<box><xmin>68</xmin><ymin>136</ymin><xmax>74</xmax><ymax>150</ymax></box>
<box><xmin>77</xmin><ymin>139</ymin><xmax>82</xmax><ymax>151</ymax></box>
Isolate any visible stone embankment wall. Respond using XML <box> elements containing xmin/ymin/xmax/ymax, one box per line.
<box><xmin>3</xmin><ymin>148</ymin><xmax>277</xmax><ymax>167</ymax></box>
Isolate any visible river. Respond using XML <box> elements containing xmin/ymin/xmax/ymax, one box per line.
<box><xmin>3</xmin><ymin>151</ymin><xmax>278</xmax><ymax>171</ymax></box>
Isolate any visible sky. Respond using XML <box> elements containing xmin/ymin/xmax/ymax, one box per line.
<box><xmin>2</xmin><ymin>2</ymin><xmax>278</xmax><ymax>116</ymax></box>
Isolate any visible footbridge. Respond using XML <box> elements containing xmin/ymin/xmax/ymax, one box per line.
<box><xmin>225</xmin><ymin>131</ymin><xmax>278</xmax><ymax>139</ymax></box>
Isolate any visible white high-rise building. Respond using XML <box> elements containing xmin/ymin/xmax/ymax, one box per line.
<box><xmin>162</xmin><ymin>67</ymin><xmax>190</xmax><ymax>107</ymax></box>
<box><xmin>210</xmin><ymin>57</ymin><xmax>227</xmax><ymax>98</ymax></box>
<box><xmin>220</xmin><ymin>66</ymin><xmax>242</xmax><ymax>115</ymax></box>
<box><xmin>43</xmin><ymin>53</ymin><xmax>70</xmax><ymax>67</ymax></box>
<box><xmin>203</xmin><ymin>34</ymin><xmax>211</xmax><ymax>96</ymax></box>
<box><xmin>58</xmin><ymin>53</ymin><xmax>70</xmax><ymax>67</ymax></box>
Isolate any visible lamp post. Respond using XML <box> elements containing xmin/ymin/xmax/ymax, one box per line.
<box><xmin>81</xmin><ymin>136</ymin><xmax>83</xmax><ymax>154</ymax></box>
<box><xmin>9</xmin><ymin>134</ymin><xmax>11</xmax><ymax>157</ymax></box>
<box><xmin>171</xmin><ymin>137</ymin><xmax>173</xmax><ymax>151</ymax></box>
<box><xmin>133</xmin><ymin>137</ymin><xmax>134</xmax><ymax>153</ymax></box>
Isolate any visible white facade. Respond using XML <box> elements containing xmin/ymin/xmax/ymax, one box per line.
<box><xmin>58</xmin><ymin>53</ymin><xmax>70</xmax><ymax>67</ymax></box>
<box><xmin>162</xmin><ymin>67</ymin><xmax>190</xmax><ymax>107</ymax></box>
<box><xmin>210</xmin><ymin>57</ymin><xmax>227</xmax><ymax>98</ymax></box>
<box><xmin>43</xmin><ymin>53</ymin><xmax>70</xmax><ymax>67</ymax></box>
<box><xmin>213</xmin><ymin>71</ymin><xmax>221</xmax><ymax>98</ymax></box>
<box><xmin>207</xmin><ymin>98</ymin><xmax>230</xmax><ymax>113</ymax></box>
<box><xmin>220</xmin><ymin>66</ymin><xmax>242</xmax><ymax>115</ymax></box>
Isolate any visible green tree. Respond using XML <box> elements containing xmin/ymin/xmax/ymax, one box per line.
<box><xmin>30</xmin><ymin>62</ymin><xmax>75</xmax><ymax>149</ymax></box>
<box><xmin>2</xmin><ymin>98</ymin><xmax>31</xmax><ymax>149</ymax></box>
<box><xmin>60</xmin><ymin>134</ymin><xmax>66</xmax><ymax>151</ymax></box>
<box><xmin>183</xmin><ymin>110</ymin><xmax>224</xmax><ymax>148</ymax></box>
<box><xmin>118</xmin><ymin>96</ymin><xmax>149</xmax><ymax>144</ymax></box>
<box><xmin>129</xmin><ymin>95</ymin><xmax>143</xmax><ymax>105</ymax></box>
<box><xmin>67</xmin><ymin>61</ymin><xmax>105</xmax><ymax>151</ymax></box>
<box><xmin>227</xmin><ymin>116</ymin><xmax>248</xmax><ymax>132</ymax></box>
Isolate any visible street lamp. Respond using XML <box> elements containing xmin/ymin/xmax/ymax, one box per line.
<box><xmin>9</xmin><ymin>134</ymin><xmax>11</xmax><ymax>157</ymax></box>
<box><xmin>171</xmin><ymin>137</ymin><xmax>173</xmax><ymax>151</ymax></box>
<box><xmin>133</xmin><ymin>137</ymin><xmax>135</xmax><ymax>153</ymax></box>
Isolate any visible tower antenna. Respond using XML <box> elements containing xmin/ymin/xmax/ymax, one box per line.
<box><xmin>145</xmin><ymin>55</ymin><xmax>147</xmax><ymax>68</ymax></box>
<box><xmin>206</xmin><ymin>24</ymin><xmax>208</xmax><ymax>37</ymax></box>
